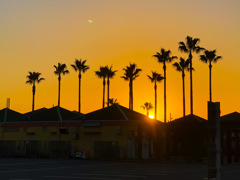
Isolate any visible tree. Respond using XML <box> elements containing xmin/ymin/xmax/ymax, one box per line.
<box><xmin>95</xmin><ymin>66</ymin><xmax>108</xmax><ymax>108</ymax></box>
<box><xmin>200</xmin><ymin>50</ymin><xmax>222</xmax><ymax>102</ymax></box>
<box><xmin>147</xmin><ymin>71</ymin><xmax>164</xmax><ymax>120</ymax></box>
<box><xmin>26</xmin><ymin>71</ymin><xmax>45</xmax><ymax>112</ymax></box>
<box><xmin>54</xmin><ymin>63</ymin><xmax>69</xmax><ymax>107</ymax></box>
<box><xmin>71</xmin><ymin>59</ymin><xmax>89</xmax><ymax>113</ymax></box>
<box><xmin>108</xmin><ymin>98</ymin><xmax>118</xmax><ymax>106</ymax></box>
<box><xmin>173</xmin><ymin>57</ymin><xmax>190</xmax><ymax>117</ymax></box>
<box><xmin>141</xmin><ymin>102</ymin><xmax>153</xmax><ymax>116</ymax></box>
<box><xmin>178</xmin><ymin>36</ymin><xmax>204</xmax><ymax>114</ymax></box>
<box><xmin>121</xmin><ymin>63</ymin><xmax>142</xmax><ymax>110</ymax></box>
<box><xmin>153</xmin><ymin>48</ymin><xmax>177</xmax><ymax>123</ymax></box>
<box><xmin>106</xmin><ymin>66</ymin><xmax>117</xmax><ymax>107</ymax></box>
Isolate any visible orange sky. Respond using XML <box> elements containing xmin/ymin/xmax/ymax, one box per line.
<box><xmin>1</xmin><ymin>0</ymin><xmax>240</xmax><ymax>121</ymax></box>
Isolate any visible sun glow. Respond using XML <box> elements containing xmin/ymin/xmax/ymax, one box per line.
<box><xmin>149</xmin><ymin>115</ymin><xmax>154</xmax><ymax>119</ymax></box>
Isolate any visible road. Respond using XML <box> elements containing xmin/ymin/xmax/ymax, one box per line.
<box><xmin>0</xmin><ymin>158</ymin><xmax>239</xmax><ymax>180</ymax></box>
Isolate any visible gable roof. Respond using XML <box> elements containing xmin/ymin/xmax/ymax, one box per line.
<box><xmin>0</xmin><ymin>108</ymin><xmax>22</xmax><ymax>122</ymax></box>
<box><xmin>16</xmin><ymin>106</ymin><xmax>83</xmax><ymax>122</ymax></box>
<box><xmin>220</xmin><ymin>112</ymin><xmax>240</xmax><ymax>126</ymax></box>
<box><xmin>169</xmin><ymin>114</ymin><xmax>207</xmax><ymax>125</ymax></box>
<box><xmin>85</xmin><ymin>104</ymin><xmax>152</xmax><ymax>121</ymax></box>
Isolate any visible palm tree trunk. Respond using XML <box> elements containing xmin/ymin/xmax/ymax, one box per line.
<box><xmin>154</xmin><ymin>81</ymin><xmax>157</xmax><ymax>120</ymax></box>
<box><xmin>182</xmin><ymin>72</ymin><xmax>185</xmax><ymax>117</ymax></box>
<box><xmin>102</xmin><ymin>78</ymin><xmax>106</xmax><ymax>109</ymax></box>
<box><xmin>58</xmin><ymin>75</ymin><xmax>61</xmax><ymax>107</ymax></box>
<box><xmin>189</xmin><ymin>51</ymin><xmax>193</xmax><ymax>114</ymax></box>
<box><xmin>209</xmin><ymin>62</ymin><xmax>212</xmax><ymax>102</ymax></box>
<box><xmin>32</xmin><ymin>84</ymin><xmax>35</xmax><ymax>112</ymax></box>
<box><xmin>107</xmin><ymin>78</ymin><xmax>110</xmax><ymax>107</ymax></box>
<box><xmin>130</xmin><ymin>80</ymin><xmax>133</xmax><ymax>110</ymax></box>
<box><xmin>163</xmin><ymin>63</ymin><xmax>166</xmax><ymax>123</ymax></box>
<box><xmin>129</xmin><ymin>79</ymin><xmax>133</xmax><ymax>110</ymax></box>
<box><xmin>78</xmin><ymin>73</ymin><xmax>81</xmax><ymax>113</ymax></box>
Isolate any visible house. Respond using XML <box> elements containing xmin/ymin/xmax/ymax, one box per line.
<box><xmin>0</xmin><ymin>105</ymin><xmax>162</xmax><ymax>159</ymax></box>
<box><xmin>221</xmin><ymin>112</ymin><xmax>240</xmax><ymax>163</ymax></box>
<box><xmin>83</xmin><ymin>104</ymin><xmax>162</xmax><ymax>159</ymax></box>
<box><xmin>0</xmin><ymin>106</ymin><xmax>83</xmax><ymax>158</ymax></box>
<box><xmin>167</xmin><ymin>114</ymin><xmax>208</xmax><ymax>160</ymax></box>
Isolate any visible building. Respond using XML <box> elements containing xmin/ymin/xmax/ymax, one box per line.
<box><xmin>0</xmin><ymin>104</ymin><xmax>162</xmax><ymax>159</ymax></box>
<box><xmin>167</xmin><ymin>114</ymin><xmax>208</xmax><ymax>160</ymax></box>
<box><xmin>221</xmin><ymin>112</ymin><xmax>240</xmax><ymax>163</ymax></box>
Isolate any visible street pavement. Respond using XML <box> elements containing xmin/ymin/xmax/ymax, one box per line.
<box><xmin>0</xmin><ymin>158</ymin><xmax>239</xmax><ymax>180</ymax></box>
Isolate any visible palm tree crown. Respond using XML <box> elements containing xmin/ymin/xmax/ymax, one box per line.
<box><xmin>95</xmin><ymin>66</ymin><xmax>108</xmax><ymax>108</ymax></box>
<box><xmin>54</xmin><ymin>63</ymin><xmax>69</xmax><ymax>107</ymax></box>
<box><xmin>26</xmin><ymin>72</ymin><xmax>45</xmax><ymax>85</ymax></box>
<box><xmin>71</xmin><ymin>59</ymin><xmax>89</xmax><ymax>113</ymax></box>
<box><xmin>200</xmin><ymin>49</ymin><xmax>222</xmax><ymax>102</ymax></box>
<box><xmin>54</xmin><ymin>63</ymin><xmax>69</xmax><ymax>77</ymax></box>
<box><xmin>121</xmin><ymin>63</ymin><xmax>142</xmax><ymax>110</ymax></box>
<box><xmin>147</xmin><ymin>71</ymin><xmax>164</xmax><ymax>83</ymax></box>
<box><xmin>141</xmin><ymin>102</ymin><xmax>153</xmax><ymax>116</ymax></box>
<box><xmin>200</xmin><ymin>50</ymin><xmax>222</xmax><ymax>64</ymax></box>
<box><xmin>178</xmin><ymin>36</ymin><xmax>204</xmax><ymax>114</ymax></box>
<box><xmin>71</xmin><ymin>59</ymin><xmax>89</xmax><ymax>78</ymax></box>
<box><xmin>26</xmin><ymin>71</ymin><xmax>45</xmax><ymax>112</ymax></box>
<box><xmin>172</xmin><ymin>57</ymin><xmax>190</xmax><ymax>72</ymax></box>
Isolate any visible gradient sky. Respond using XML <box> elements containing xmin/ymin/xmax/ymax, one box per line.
<box><xmin>1</xmin><ymin>0</ymin><xmax>240</xmax><ymax>121</ymax></box>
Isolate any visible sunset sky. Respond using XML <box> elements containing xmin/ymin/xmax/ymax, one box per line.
<box><xmin>1</xmin><ymin>0</ymin><xmax>240</xmax><ymax>121</ymax></box>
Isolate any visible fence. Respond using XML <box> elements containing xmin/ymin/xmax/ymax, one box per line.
<box><xmin>0</xmin><ymin>140</ymin><xmax>71</xmax><ymax>158</ymax></box>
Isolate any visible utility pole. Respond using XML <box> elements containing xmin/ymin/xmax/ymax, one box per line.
<box><xmin>208</xmin><ymin>102</ymin><xmax>221</xmax><ymax>180</ymax></box>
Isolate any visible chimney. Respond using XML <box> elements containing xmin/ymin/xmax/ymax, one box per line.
<box><xmin>6</xmin><ymin>98</ymin><xmax>10</xmax><ymax>109</ymax></box>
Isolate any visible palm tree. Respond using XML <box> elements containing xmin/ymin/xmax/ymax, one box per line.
<box><xmin>153</xmin><ymin>48</ymin><xmax>177</xmax><ymax>123</ymax></box>
<box><xmin>173</xmin><ymin>58</ymin><xmax>190</xmax><ymax>117</ymax></box>
<box><xmin>200</xmin><ymin>50</ymin><xmax>222</xmax><ymax>102</ymax></box>
<box><xmin>71</xmin><ymin>59</ymin><xmax>89</xmax><ymax>113</ymax></box>
<box><xmin>147</xmin><ymin>71</ymin><xmax>164</xmax><ymax>120</ymax></box>
<box><xmin>178</xmin><ymin>36</ymin><xmax>204</xmax><ymax>114</ymax></box>
<box><xmin>106</xmin><ymin>66</ymin><xmax>117</xmax><ymax>107</ymax></box>
<box><xmin>109</xmin><ymin>98</ymin><xmax>118</xmax><ymax>106</ymax></box>
<box><xmin>95</xmin><ymin>66</ymin><xmax>108</xmax><ymax>108</ymax></box>
<box><xmin>54</xmin><ymin>63</ymin><xmax>69</xmax><ymax>107</ymax></box>
<box><xmin>26</xmin><ymin>71</ymin><xmax>45</xmax><ymax>112</ymax></box>
<box><xmin>141</xmin><ymin>102</ymin><xmax>153</xmax><ymax>116</ymax></box>
<box><xmin>121</xmin><ymin>63</ymin><xmax>142</xmax><ymax>110</ymax></box>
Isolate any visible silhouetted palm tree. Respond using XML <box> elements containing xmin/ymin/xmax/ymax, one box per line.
<box><xmin>95</xmin><ymin>66</ymin><xmax>108</xmax><ymax>108</ymax></box>
<box><xmin>108</xmin><ymin>98</ymin><xmax>118</xmax><ymax>106</ymax></box>
<box><xmin>147</xmin><ymin>71</ymin><xmax>164</xmax><ymax>120</ymax></box>
<box><xmin>141</xmin><ymin>102</ymin><xmax>153</xmax><ymax>116</ymax></box>
<box><xmin>153</xmin><ymin>48</ymin><xmax>177</xmax><ymax>123</ymax></box>
<box><xmin>178</xmin><ymin>36</ymin><xmax>204</xmax><ymax>114</ymax></box>
<box><xmin>173</xmin><ymin>58</ymin><xmax>190</xmax><ymax>117</ymax></box>
<box><xmin>54</xmin><ymin>63</ymin><xmax>69</xmax><ymax>107</ymax></box>
<box><xmin>26</xmin><ymin>71</ymin><xmax>45</xmax><ymax>112</ymax></box>
<box><xmin>106</xmin><ymin>66</ymin><xmax>117</xmax><ymax>107</ymax></box>
<box><xmin>71</xmin><ymin>59</ymin><xmax>89</xmax><ymax>113</ymax></box>
<box><xmin>200</xmin><ymin>50</ymin><xmax>222</xmax><ymax>102</ymax></box>
<box><xmin>121</xmin><ymin>63</ymin><xmax>142</xmax><ymax>110</ymax></box>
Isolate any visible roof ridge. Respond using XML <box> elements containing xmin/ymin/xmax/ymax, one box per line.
<box><xmin>57</xmin><ymin>106</ymin><xmax>63</xmax><ymax>122</ymax></box>
<box><xmin>116</xmin><ymin>104</ymin><xmax>128</xmax><ymax>120</ymax></box>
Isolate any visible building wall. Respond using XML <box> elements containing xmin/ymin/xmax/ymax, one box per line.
<box><xmin>0</xmin><ymin>121</ymin><xmax>151</xmax><ymax>159</ymax></box>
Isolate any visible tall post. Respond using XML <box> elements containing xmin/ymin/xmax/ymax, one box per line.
<box><xmin>208</xmin><ymin>102</ymin><xmax>221</xmax><ymax>180</ymax></box>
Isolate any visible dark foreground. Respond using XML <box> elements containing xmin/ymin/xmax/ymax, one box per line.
<box><xmin>0</xmin><ymin>158</ymin><xmax>239</xmax><ymax>180</ymax></box>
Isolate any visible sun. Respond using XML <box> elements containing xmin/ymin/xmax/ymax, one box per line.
<box><xmin>149</xmin><ymin>115</ymin><xmax>154</xmax><ymax>119</ymax></box>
